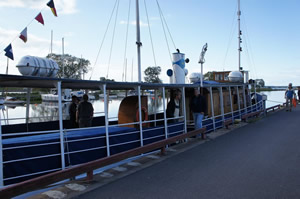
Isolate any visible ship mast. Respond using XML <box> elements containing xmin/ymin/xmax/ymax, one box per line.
<box><xmin>238</xmin><ymin>0</ymin><xmax>242</xmax><ymax>71</ymax></box>
<box><xmin>136</xmin><ymin>0</ymin><xmax>142</xmax><ymax>83</ymax></box>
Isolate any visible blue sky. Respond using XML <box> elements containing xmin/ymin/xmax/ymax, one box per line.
<box><xmin>0</xmin><ymin>0</ymin><xmax>300</xmax><ymax>86</ymax></box>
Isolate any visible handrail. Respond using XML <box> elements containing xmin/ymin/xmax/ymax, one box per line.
<box><xmin>0</xmin><ymin>128</ymin><xmax>206</xmax><ymax>198</ymax></box>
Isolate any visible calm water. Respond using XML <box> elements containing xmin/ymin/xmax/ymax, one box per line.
<box><xmin>0</xmin><ymin>91</ymin><xmax>288</xmax><ymax>125</ymax></box>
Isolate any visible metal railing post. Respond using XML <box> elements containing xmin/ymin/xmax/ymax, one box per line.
<box><xmin>102</xmin><ymin>84</ymin><xmax>110</xmax><ymax>156</ymax></box>
<box><xmin>182</xmin><ymin>87</ymin><xmax>187</xmax><ymax>133</ymax></box>
<box><xmin>228</xmin><ymin>86</ymin><xmax>234</xmax><ymax>123</ymax></box>
<box><xmin>243</xmin><ymin>85</ymin><xmax>247</xmax><ymax>113</ymax></box>
<box><xmin>236</xmin><ymin>86</ymin><xmax>241</xmax><ymax>118</ymax></box>
<box><xmin>57</xmin><ymin>81</ymin><xmax>65</xmax><ymax>170</ymax></box>
<box><xmin>137</xmin><ymin>86</ymin><xmax>143</xmax><ymax>146</ymax></box>
<box><xmin>26</xmin><ymin>88</ymin><xmax>31</xmax><ymax>125</ymax></box>
<box><xmin>219</xmin><ymin>87</ymin><xmax>225</xmax><ymax>125</ymax></box>
<box><xmin>162</xmin><ymin>87</ymin><xmax>168</xmax><ymax>138</ymax></box>
<box><xmin>209</xmin><ymin>87</ymin><xmax>216</xmax><ymax>131</ymax></box>
<box><xmin>0</xmin><ymin>107</ymin><xmax>3</xmax><ymax>187</ymax></box>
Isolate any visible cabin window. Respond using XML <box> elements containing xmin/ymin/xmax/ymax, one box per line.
<box><xmin>224</xmin><ymin>73</ymin><xmax>229</xmax><ymax>81</ymax></box>
<box><xmin>215</xmin><ymin>74</ymin><xmax>223</xmax><ymax>81</ymax></box>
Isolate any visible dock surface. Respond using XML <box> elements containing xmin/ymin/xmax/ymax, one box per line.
<box><xmin>76</xmin><ymin>106</ymin><xmax>300</xmax><ymax>199</ymax></box>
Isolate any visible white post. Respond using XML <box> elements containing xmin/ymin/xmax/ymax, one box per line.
<box><xmin>57</xmin><ymin>81</ymin><xmax>65</xmax><ymax>169</ymax></box>
<box><xmin>219</xmin><ymin>87</ymin><xmax>225</xmax><ymax>125</ymax></box>
<box><xmin>200</xmin><ymin>63</ymin><xmax>203</xmax><ymax>88</ymax></box>
<box><xmin>0</xmin><ymin>108</ymin><xmax>3</xmax><ymax>187</ymax></box>
<box><xmin>162</xmin><ymin>87</ymin><xmax>168</xmax><ymax>139</ymax></box>
<box><xmin>102</xmin><ymin>84</ymin><xmax>110</xmax><ymax>156</ymax></box>
<box><xmin>237</xmin><ymin>86</ymin><xmax>241</xmax><ymax>118</ymax></box>
<box><xmin>228</xmin><ymin>86</ymin><xmax>234</xmax><ymax>123</ymax></box>
<box><xmin>26</xmin><ymin>88</ymin><xmax>31</xmax><ymax>125</ymax></box>
<box><xmin>137</xmin><ymin>86</ymin><xmax>143</xmax><ymax>146</ymax></box>
<box><xmin>136</xmin><ymin>0</ymin><xmax>142</xmax><ymax>83</ymax></box>
<box><xmin>243</xmin><ymin>85</ymin><xmax>247</xmax><ymax>113</ymax></box>
<box><xmin>209</xmin><ymin>87</ymin><xmax>216</xmax><ymax>131</ymax></box>
<box><xmin>154</xmin><ymin>90</ymin><xmax>157</xmax><ymax>127</ymax></box>
<box><xmin>182</xmin><ymin>87</ymin><xmax>187</xmax><ymax>133</ymax></box>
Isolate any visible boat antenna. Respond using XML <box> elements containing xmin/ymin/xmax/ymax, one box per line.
<box><xmin>238</xmin><ymin>0</ymin><xmax>242</xmax><ymax>71</ymax></box>
<box><xmin>136</xmin><ymin>0</ymin><xmax>142</xmax><ymax>83</ymax></box>
<box><xmin>198</xmin><ymin>43</ymin><xmax>208</xmax><ymax>88</ymax></box>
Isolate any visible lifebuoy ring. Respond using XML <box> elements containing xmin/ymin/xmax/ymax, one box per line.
<box><xmin>136</xmin><ymin>107</ymin><xmax>148</xmax><ymax>125</ymax></box>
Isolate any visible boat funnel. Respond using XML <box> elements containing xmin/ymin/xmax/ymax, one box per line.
<box><xmin>172</xmin><ymin>51</ymin><xmax>188</xmax><ymax>84</ymax></box>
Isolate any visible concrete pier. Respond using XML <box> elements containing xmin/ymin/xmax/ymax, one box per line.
<box><xmin>76</xmin><ymin>105</ymin><xmax>300</xmax><ymax>198</ymax></box>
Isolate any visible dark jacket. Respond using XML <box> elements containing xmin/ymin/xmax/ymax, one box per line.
<box><xmin>77</xmin><ymin>101</ymin><xmax>94</xmax><ymax>120</ymax></box>
<box><xmin>166</xmin><ymin>99</ymin><xmax>177</xmax><ymax>118</ymax></box>
<box><xmin>190</xmin><ymin>95</ymin><xmax>207</xmax><ymax>114</ymax></box>
<box><xmin>69</xmin><ymin>102</ymin><xmax>77</xmax><ymax>122</ymax></box>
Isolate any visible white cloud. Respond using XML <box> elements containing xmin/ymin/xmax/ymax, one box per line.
<box><xmin>0</xmin><ymin>0</ymin><xmax>78</xmax><ymax>15</ymax></box>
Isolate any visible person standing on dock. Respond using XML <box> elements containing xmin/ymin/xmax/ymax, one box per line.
<box><xmin>190</xmin><ymin>89</ymin><xmax>207</xmax><ymax>129</ymax></box>
<box><xmin>166</xmin><ymin>90</ymin><xmax>181</xmax><ymax>123</ymax></box>
<box><xmin>69</xmin><ymin>96</ymin><xmax>79</xmax><ymax>128</ymax></box>
<box><xmin>76</xmin><ymin>94</ymin><xmax>94</xmax><ymax>128</ymax></box>
<box><xmin>285</xmin><ymin>83</ymin><xmax>296</xmax><ymax>112</ymax></box>
<box><xmin>298</xmin><ymin>87</ymin><xmax>300</xmax><ymax>103</ymax></box>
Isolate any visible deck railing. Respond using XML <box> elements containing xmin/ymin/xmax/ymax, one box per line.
<box><xmin>0</xmin><ymin>84</ymin><xmax>273</xmax><ymax>189</ymax></box>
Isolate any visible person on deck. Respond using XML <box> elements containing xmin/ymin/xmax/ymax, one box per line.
<box><xmin>76</xmin><ymin>94</ymin><xmax>94</xmax><ymax>128</ymax></box>
<box><xmin>298</xmin><ymin>87</ymin><xmax>300</xmax><ymax>103</ymax></box>
<box><xmin>166</xmin><ymin>90</ymin><xmax>181</xmax><ymax>123</ymax></box>
<box><xmin>285</xmin><ymin>83</ymin><xmax>296</xmax><ymax>112</ymax></box>
<box><xmin>190</xmin><ymin>88</ymin><xmax>207</xmax><ymax>130</ymax></box>
<box><xmin>69</xmin><ymin>96</ymin><xmax>79</xmax><ymax>128</ymax></box>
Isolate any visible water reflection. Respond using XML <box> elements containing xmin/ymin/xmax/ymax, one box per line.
<box><xmin>1</xmin><ymin>91</ymin><xmax>284</xmax><ymax>125</ymax></box>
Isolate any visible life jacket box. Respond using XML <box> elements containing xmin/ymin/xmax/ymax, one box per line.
<box><xmin>118</xmin><ymin>96</ymin><xmax>149</xmax><ymax>128</ymax></box>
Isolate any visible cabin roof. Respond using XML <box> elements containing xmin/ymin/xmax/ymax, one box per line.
<box><xmin>0</xmin><ymin>74</ymin><xmax>246</xmax><ymax>90</ymax></box>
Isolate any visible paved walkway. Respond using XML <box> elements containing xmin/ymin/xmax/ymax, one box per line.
<box><xmin>76</xmin><ymin>106</ymin><xmax>300</xmax><ymax>199</ymax></box>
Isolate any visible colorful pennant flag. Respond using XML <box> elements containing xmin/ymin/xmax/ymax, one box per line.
<box><xmin>35</xmin><ymin>12</ymin><xmax>44</xmax><ymax>25</ymax></box>
<box><xmin>4</xmin><ymin>44</ymin><xmax>14</xmax><ymax>60</ymax></box>
<box><xmin>47</xmin><ymin>0</ymin><xmax>58</xmax><ymax>17</ymax></box>
<box><xmin>19</xmin><ymin>27</ymin><xmax>28</xmax><ymax>43</ymax></box>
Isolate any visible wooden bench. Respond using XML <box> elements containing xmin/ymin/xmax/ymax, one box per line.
<box><xmin>224</xmin><ymin>119</ymin><xmax>233</xmax><ymax>129</ymax></box>
<box><xmin>241</xmin><ymin>111</ymin><xmax>261</xmax><ymax>122</ymax></box>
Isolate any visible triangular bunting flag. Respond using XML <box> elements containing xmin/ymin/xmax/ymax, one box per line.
<box><xmin>47</xmin><ymin>0</ymin><xmax>58</xmax><ymax>17</ymax></box>
<box><xmin>35</xmin><ymin>12</ymin><xmax>44</xmax><ymax>25</ymax></box>
<box><xmin>4</xmin><ymin>44</ymin><xmax>14</xmax><ymax>60</ymax></box>
<box><xmin>19</xmin><ymin>27</ymin><xmax>28</xmax><ymax>43</ymax></box>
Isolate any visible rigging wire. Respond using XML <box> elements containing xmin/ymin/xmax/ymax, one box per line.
<box><xmin>122</xmin><ymin>0</ymin><xmax>132</xmax><ymax>82</ymax></box>
<box><xmin>156</xmin><ymin>0</ymin><xmax>172</xmax><ymax>63</ymax></box>
<box><xmin>222</xmin><ymin>3</ymin><xmax>238</xmax><ymax>70</ymax></box>
<box><xmin>0</xmin><ymin>7</ymin><xmax>46</xmax><ymax>56</ymax></box>
<box><xmin>89</xmin><ymin>0</ymin><xmax>119</xmax><ymax>80</ymax></box>
<box><xmin>106</xmin><ymin>0</ymin><xmax>120</xmax><ymax>79</ymax></box>
<box><xmin>242</xmin><ymin>16</ymin><xmax>258</xmax><ymax>79</ymax></box>
<box><xmin>144</xmin><ymin>0</ymin><xmax>157</xmax><ymax>67</ymax></box>
<box><xmin>158</xmin><ymin>3</ymin><xmax>177</xmax><ymax>51</ymax></box>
